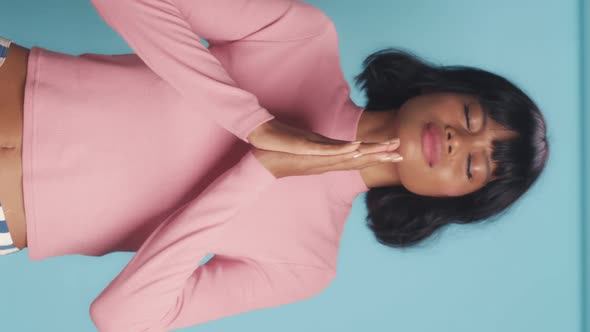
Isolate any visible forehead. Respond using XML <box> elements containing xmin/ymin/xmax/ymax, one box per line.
<box><xmin>440</xmin><ymin>92</ymin><xmax>519</xmax><ymax>140</ymax></box>
<box><xmin>453</xmin><ymin>93</ymin><xmax>517</xmax><ymax>137</ymax></box>
<box><xmin>485</xmin><ymin>111</ymin><xmax>519</xmax><ymax>180</ymax></box>
<box><xmin>481</xmin><ymin>108</ymin><xmax>519</xmax><ymax>140</ymax></box>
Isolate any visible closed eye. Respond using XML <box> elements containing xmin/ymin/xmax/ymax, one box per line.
<box><xmin>464</xmin><ymin>104</ymin><xmax>473</xmax><ymax>181</ymax></box>
<box><xmin>464</xmin><ymin>104</ymin><xmax>471</xmax><ymax>131</ymax></box>
<box><xmin>467</xmin><ymin>153</ymin><xmax>473</xmax><ymax>180</ymax></box>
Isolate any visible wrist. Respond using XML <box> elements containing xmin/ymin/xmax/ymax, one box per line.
<box><xmin>248</xmin><ymin>119</ymin><xmax>275</xmax><ymax>144</ymax></box>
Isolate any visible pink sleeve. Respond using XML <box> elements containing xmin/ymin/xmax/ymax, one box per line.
<box><xmin>88</xmin><ymin>151</ymin><xmax>331</xmax><ymax>331</ymax></box>
<box><xmin>88</xmin><ymin>0</ymin><xmax>298</xmax><ymax>143</ymax></box>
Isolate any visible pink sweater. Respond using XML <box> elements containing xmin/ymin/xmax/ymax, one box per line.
<box><xmin>22</xmin><ymin>0</ymin><xmax>368</xmax><ymax>330</ymax></box>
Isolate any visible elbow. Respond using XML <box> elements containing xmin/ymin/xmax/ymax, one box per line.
<box><xmin>89</xmin><ymin>298</ymin><xmax>133</xmax><ymax>332</ymax></box>
<box><xmin>89</xmin><ymin>299</ymin><xmax>113</xmax><ymax>332</ymax></box>
<box><xmin>89</xmin><ymin>297</ymin><xmax>169</xmax><ymax>332</ymax></box>
<box><xmin>89</xmin><ymin>298</ymin><xmax>127</xmax><ymax>332</ymax></box>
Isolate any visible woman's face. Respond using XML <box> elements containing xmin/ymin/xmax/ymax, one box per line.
<box><xmin>394</xmin><ymin>92</ymin><xmax>518</xmax><ymax>197</ymax></box>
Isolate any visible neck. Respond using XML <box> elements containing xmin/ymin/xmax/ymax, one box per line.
<box><xmin>355</xmin><ymin>108</ymin><xmax>403</xmax><ymax>189</ymax></box>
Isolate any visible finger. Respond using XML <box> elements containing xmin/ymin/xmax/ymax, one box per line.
<box><xmin>300</xmin><ymin>139</ymin><xmax>401</xmax><ymax>170</ymax></box>
<box><xmin>302</xmin><ymin>137</ymin><xmax>400</xmax><ymax>156</ymax></box>
<box><xmin>312</xmin><ymin>134</ymin><xmax>395</xmax><ymax>147</ymax></box>
<box><xmin>305</xmin><ymin>132</ymin><xmax>357</xmax><ymax>145</ymax></box>
<box><xmin>356</xmin><ymin>139</ymin><xmax>400</xmax><ymax>155</ymax></box>
<box><xmin>342</xmin><ymin>151</ymin><xmax>404</xmax><ymax>172</ymax></box>
<box><xmin>305</xmin><ymin>132</ymin><xmax>360</xmax><ymax>143</ymax></box>
<box><xmin>300</xmin><ymin>132</ymin><xmax>370</xmax><ymax>155</ymax></box>
<box><xmin>278</xmin><ymin>123</ymin><xmax>360</xmax><ymax>150</ymax></box>
<box><xmin>311</xmin><ymin>133</ymin><xmax>399</xmax><ymax>150</ymax></box>
<box><xmin>356</xmin><ymin>153</ymin><xmax>404</xmax><ymax>168</ymax></box>
<box><xmin>300</xmin><ymin>139</ymin><xmax>363</xmax><ymax>155</ymax></box>
<box><xmin>305</xmin><ymin>149</ymin><xmax>403</xmax><ymax>174</ymax></box>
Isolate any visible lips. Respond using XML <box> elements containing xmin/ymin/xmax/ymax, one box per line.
<box><xmin>422</xmin><ymin>122</ymin><xmax>442</xmax><ymax>167</ymax></box>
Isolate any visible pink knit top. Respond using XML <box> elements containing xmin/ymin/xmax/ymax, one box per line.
<box><xmin>21</xmin><ymin>0</ymin><xmax>369</xmax><ymax>330</ymax></box>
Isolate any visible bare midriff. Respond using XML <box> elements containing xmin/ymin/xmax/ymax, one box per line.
<box><xmin>0</xmin><ymin>42</ymin><xmax>29</xmax><ymax>249</ymax></box>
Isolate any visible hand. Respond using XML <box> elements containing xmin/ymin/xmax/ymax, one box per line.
<box><xmin>252</xmin><ymin>139</ymin><xmax>402</xmax><ymax>179</ymax></box>
<box><xmin>247</xmin><ymin>118</ymin><xmax>375</xmax><ymax>155</ymax></box>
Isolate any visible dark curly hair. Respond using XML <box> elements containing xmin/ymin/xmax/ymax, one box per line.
<box><xmin>353</xmin><ymin>48</ymin><xmax>550</xmax><ymax>249</ymax></box>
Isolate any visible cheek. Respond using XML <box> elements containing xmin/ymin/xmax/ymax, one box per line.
<box><xmin>442</xmin><ymin>185</ymin><xmax>463</xmax><ymax>197</ymax></box>
<box><xmin>398</xmin><ymin>161</ymin><xmax>467</xmax><ymax>197</ymax></box>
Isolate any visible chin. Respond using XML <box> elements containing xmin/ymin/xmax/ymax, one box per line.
<box><xmin>394</xmin><ymin>122</ymin><xmax>432</xmax><ymax>193</ymax></box>
<box><xmin>397</xmin><ymin>123</ymin><xmax>426</xmax><ymax>169</ymax></box>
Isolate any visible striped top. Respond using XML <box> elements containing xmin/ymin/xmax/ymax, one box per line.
<box><xmin>0</xmin><ymin>204</ymin><xmax>20</xmax><ymax>255</ymax></box>
<box><xmin>0</xmin><ymin>36</ymin><xmax>12</xmax><ymax>67</ymax></box>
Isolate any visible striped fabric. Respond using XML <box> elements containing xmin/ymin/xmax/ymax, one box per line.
<box><xmin>0</xmin><ymin>203</ymin><xmax>20</xmax><ymax>255</ymax></box>
<box><xmin>0</xmin><ymin>36</ymin><xmax>12</xmax><ymax>68</ymax></box>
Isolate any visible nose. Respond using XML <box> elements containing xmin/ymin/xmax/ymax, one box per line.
<box><xmin>444</xmin><ymin>126</ymin><xmax>484</xmax><ymax>158</ymax></box>
<box><xmin>445</xmin><ymin>127</ymin><xmax>459</xmax><ymax>157</ymax></box>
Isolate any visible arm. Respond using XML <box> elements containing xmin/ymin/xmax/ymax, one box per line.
<box><xmin>89</xmin><ymin>0</ymin><xmax>328</xmax><ymax>143</ymax></box>
<box><xmin>157</xmin><ymin>255</ymin><xmax>331</xmax><ymax>331</ymax></box>
<box><xmin>89</xmin><ymin>150</ymin><xmax>320</xmax><ymax>331</ymax></box>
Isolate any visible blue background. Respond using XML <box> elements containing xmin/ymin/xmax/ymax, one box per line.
<box><xmin>0</xmin><ymin>0</ymin><xmax>587</xmax><ymax>331</ymax></box>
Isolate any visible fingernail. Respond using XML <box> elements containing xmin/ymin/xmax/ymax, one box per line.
<box><xmin>387</xmin><ymin>143</ymin><xmax>399</xmax><ymax>152</ymax></box>
<box><xmin>391</xmin><ymin>155</ymin><xmax>403</xmax><ymax>162</ymax></box>
<box><xmin>375</xmin><ymin>144</ymin><xmax>390</xmax><ymax>152</ymax></box>
<box><xmin>353</xmin><ymin>152</ymin><xmax>363</xmax><ymax>158</ymax></box>
<box><xmin>349</xmin><ymin>141</ymin><xmax>362</xmax><ymax>145</ymax></box>
<box><xmin>379</xmin><ymin>156</ymin><xmax>393</xmax><ymax>161</ymax></box>
<box><xmin>379</xmin><ymin>138</ymin><xmax>399</xmax><ymax>145</ymax></box>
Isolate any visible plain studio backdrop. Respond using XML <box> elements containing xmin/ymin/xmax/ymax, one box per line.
<box><xmin>0</xmin><ymin>0</ymin><xmax>588</xmax><ymax>331</ymax></box>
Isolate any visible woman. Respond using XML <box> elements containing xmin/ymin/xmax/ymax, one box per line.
<box><xmin>0</xmin><ymin>0</ymin><xmax>548</xmax><ymax>330</ymax></box>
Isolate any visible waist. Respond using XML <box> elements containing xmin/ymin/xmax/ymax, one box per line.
<box><xmin>0</xmin><ymin>41</ymin><xmax>28</xmax><ymax>149</ymax></box>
